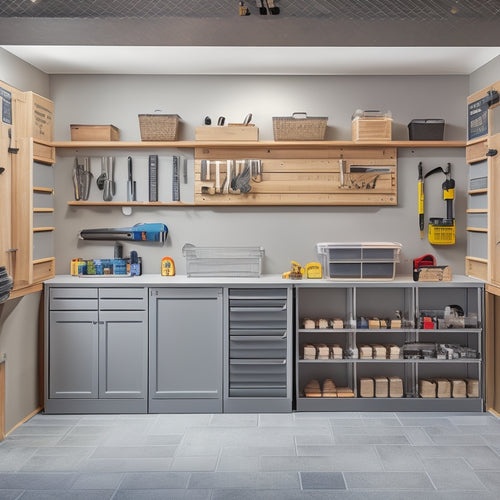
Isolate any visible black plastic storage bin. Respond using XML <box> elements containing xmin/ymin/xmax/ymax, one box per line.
<box><xmin>408</xmin><ymin>119</ymin><xmax>445</xmax><ymax>140</ymax></box>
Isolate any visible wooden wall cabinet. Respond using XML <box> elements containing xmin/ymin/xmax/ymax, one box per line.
<box><xmin>466</xmin><ymin>80</ymin><xmax>500</xmax><ymax>415</ymax></box>
<box><xmin>0</xmin><ymin>80</ymin><xmax>55</xmax><ymax>299</ymax></box>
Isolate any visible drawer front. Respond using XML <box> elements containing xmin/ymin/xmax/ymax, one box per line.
<box><xmin>229</xmin><ymin>386</ymin><xmax>287</xmax><ymax>397</ymax></box>
<box><xmin>229</xmin><ymin>359</ymin><xmax>287</xmax><ymax>383</ymax></box>
<box><xmin>99</xmin><ymin>287</ymin><xmax>147</xmax><ymax>310</ymax></box>
<box><xmin>229</xmin><ymin>288</ymin><xmax>287</xmax><ymax>300</ymax></box>
<box><xmin>229</xmin><ymin>336</ymin><xmax>287</xmax><ymax>359</ymax></box>
<box><xmin>229</xmin><ymin>306</ymin><xmax>287</xmax><ymax>329</ymax></box>
<box><xmin>49</xmin><ymin>287</ymin><xmax>98</xmax><ymax>310</ymax></box>
<box><xmin>230</xmin><ymin>328</ymin><xmax>287</xmax><ymax>337</ymax></box>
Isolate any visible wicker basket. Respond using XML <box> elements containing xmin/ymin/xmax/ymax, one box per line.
<box><xmin>138</xmin><ymin>113</ymin><xmax>181</xmax><ymax>141</ymax></box>
<box><xmin>273</xmin><ymin>112</ymin><xmax>327</xmax><ymax>141</ymax></box>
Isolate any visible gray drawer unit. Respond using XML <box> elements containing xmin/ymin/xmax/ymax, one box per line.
<box><xmin>225</xmin><ymin>287</ymin><xmax>293</xmax><ymax>412</ymax></box>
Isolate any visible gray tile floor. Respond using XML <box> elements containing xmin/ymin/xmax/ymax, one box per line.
<box><xmin>1</xmin><ymin>411</ymin><xmax>500</xmax><ymax>499</ymax></box>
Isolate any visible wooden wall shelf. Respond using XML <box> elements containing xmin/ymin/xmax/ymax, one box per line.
<box><xmin>68</xmin><ymin>201</ymin><xmax>195</xmax><ymax>207</ymax></box>
<box><xmin>53</xmin><ymin>140</ymin><xmax>466</xmax><ymax>149</ymax></box>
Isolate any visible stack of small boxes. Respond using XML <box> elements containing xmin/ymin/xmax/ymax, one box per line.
<box><xmin>359</xmin><ymin>376</ymin><xmax>403</xmax><ymax>398</ymax></box>
<box><xmin>419</xmin><ymin>378</ymin><xmax>478</xmax><ymax>398</ymax></box>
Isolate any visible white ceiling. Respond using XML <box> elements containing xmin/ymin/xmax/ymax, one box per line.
<box><xmin>2</xmin><ymin>46</ymin><xmax>500</xmax><ymax>75</ymax></box>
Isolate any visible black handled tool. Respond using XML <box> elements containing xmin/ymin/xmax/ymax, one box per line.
<box><xmin>127</xmin><ymin>156</ymin><xmax>136</xmax><ymax>201</ymax></box>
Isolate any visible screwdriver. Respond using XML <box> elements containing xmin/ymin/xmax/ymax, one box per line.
<box><xmin>418</xmin><ymin>162</ymin><xmax>424</xmax><ymax>239</ymax></box>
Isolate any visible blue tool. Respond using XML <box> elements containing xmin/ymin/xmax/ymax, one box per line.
<box><xmin>79</xmin><ymin>223</ymin><xmax>168</xmax><ymax>243</ymax></box>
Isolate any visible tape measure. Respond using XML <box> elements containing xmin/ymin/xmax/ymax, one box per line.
<box><xmin>161</xmin><ymin>257</ymin><xmax>175</xmax><ymax>276</ymax></box>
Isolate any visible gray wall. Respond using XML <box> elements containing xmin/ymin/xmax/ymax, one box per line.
<box><xmin>52</xmin><ymin>74</ymin><xmax>468</xmax><ymax>276</ymax></box>
<box><xmin>469</xmin><ymin>54</ymin><xmax>500</xmax><ymax>94</ymax></box>
<box><xmin>0</xmin><ymin>48</ymin><xmax>49</xmax><ymax>433</ymax></box>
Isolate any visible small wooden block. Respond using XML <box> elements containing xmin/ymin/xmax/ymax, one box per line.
<box><xmin>372</xmin><ymin>344</ymin><xmax>387</xmax><ymax>360</ymax></box>
<box><xmin>389</xmin><ymin>376</ymin><xmax>404</xmax><ymax>398</ymax></box>
<box><xmin>450</xmin><ymin>379</ymin><xmax>467</xmax><ymax>398</ymax></box>
<box><xmin>465</xmin><ymin>378</ymin><xmax>479</xmax><ymax>398</ymax></box>
<box><xmin>330</xmin><ymin>344</ymin><xmax>343</xmax><ymax>360</ymax></box>
<box><xmin>374</xmin><ymin>376</ymin><xmax>389</xmax><ymax>398</ymax></box>
<box><xmin>304</xmin><ymin>379</ymin><xmax>322</xmax><ymax>397</ymax></box>
<box><xmin>322</xmin><ymin>378</ymin><xmax>337</xmax><ymax>397</ymax></box>
<box><xmin>435</xmin><ymin>378</ymin><xmax>451</xmax><ymax>398</ymax></box>
<box><xmin>317</xmin><ymin>344</ymin><xmax>330</xmax><ymax>360</ymax></box>
<box><xmin>302</xmin><ymin>344</ymin><xmax>317</xmax><ymax>360</ymax></box>
<box><xmin>359</xmin><ymin>377</ymin><xmax>374</xmax><ymax>398</ymax></box>
<box><xmin>316</xmin><ymin>318</ymin><xmax>329</xmax><ymax>329</ymax></box>
<box><xmin>419</xmin><ymin>379</ymin><xmax>437</xmax><ymax>398</ymax></box>
<box><xmin>303</xmin><ymin>318</ymin><xmax>316</xmax><ymax>329</ymax></box>
<box><xmin>332</xmin><ymin>318</ymin><xmax>344</xmax><ymax>329</ymax></box>
<box><xmin>359</xmin><ymin>345</ymin><xmax>373</xmax><ymax>359</ymax></box>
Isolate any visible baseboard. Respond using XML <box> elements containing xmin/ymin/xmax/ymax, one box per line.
<box><xmin>5</xmin><ymin>406</ymin><xmax>42</xmax><ymax>437</ymax></box>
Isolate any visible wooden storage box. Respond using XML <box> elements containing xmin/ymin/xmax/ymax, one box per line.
<box><xmin>352</xmin><ymin>116</ymin><xmax>392</xmax><ymax>141</ymax></box>
<box><xmin>70</xmin><ymin>124</ymin><xmax>120</xmax><ymax>141</ymax></box>
<box><xmin>195</xmin><ymin>125</ymin><xmax>258</xmax><ymax>141</ymax></box>
<box><xmin>27</xmin><ymin>92</ymin><xmax>54</xmax><ymax>142</ymax></box>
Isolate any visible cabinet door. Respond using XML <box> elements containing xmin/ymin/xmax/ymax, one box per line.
<box><xmin>489</xmin><ymin>133</ymin><xmax>500</xmax><ymax>286</ymax></box>
<box><xmin>48</xmin><ymin>310</ymin><xmax>98</xmax><ymax>398</ymax></box>
<box><xmin>99</xmin><ymin>310</ymin><xmax>147</xmax><ymax>399</ymax></box>
<box><xmin>150</xmin><ymin>288</ymin><xmax>223</xmax><ymax>402</ymax></box>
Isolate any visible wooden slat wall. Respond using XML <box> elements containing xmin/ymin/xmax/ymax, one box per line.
<box><xmin>194</xmin><ymin>146</ymin><xmax>397</xmax><ymax>206</ymax></box>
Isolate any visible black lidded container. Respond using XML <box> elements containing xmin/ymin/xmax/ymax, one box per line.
<box><xmin>408</xmin><ymin>119</ymin><xmax>445</xmax><ymax>140</ymax></box>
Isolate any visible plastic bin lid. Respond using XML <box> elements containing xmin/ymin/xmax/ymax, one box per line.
<box><xmin>182</xmin><ymin>243</ymin><xmax>265</xmax><ymax>257</ymax></box>
<box><xmin>316</xmin><ymin>242</ymin><xmax>402</xmax><ymax>249</ymax></box>
<box><xmin>408</xmin><ymin>119</ymin><xmax>444</xmax><ymax>125</ymax></box>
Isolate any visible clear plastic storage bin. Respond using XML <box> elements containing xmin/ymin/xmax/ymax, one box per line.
<box><xmin>316</xmin><ymin>242</ymin><xmax>402</xmax><ymax>280</ymax></box>
<box><xmin>182</xmin><ymin>244</ymin><xmax>264</xmax><ymax>277</ymax></box>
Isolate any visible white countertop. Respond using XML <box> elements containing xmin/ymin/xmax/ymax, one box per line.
<box><xmin>44</xmin><ymin>274</ymin><xmax>484</xmax><ymax>287</ymax></box>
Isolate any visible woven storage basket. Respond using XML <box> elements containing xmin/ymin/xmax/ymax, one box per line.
<box><xmin>138</xmin><ymin>113</ymin><xmax>181</xmax><ymax>141</ymax></box>
<box><xmin>273</xmin><ymin>112</ymin><xmax>327</xmax><ymax>140</ymax></box>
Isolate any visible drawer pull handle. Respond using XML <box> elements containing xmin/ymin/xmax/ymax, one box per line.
<box><xmin>230</xmin><ymin>359</ymin><xmax>286</xmax><ymax>365</ymax></box>
<box><xmin>231</xmin><ymin>335</ymin><xmax>287</xmax><ymax>341</ymax></box>
<box><xmin>230</xmin><ymin>306</ymin><xmax>286</xmax><ymax>313</ymax></box>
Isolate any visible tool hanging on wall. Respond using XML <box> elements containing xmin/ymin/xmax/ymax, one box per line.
<box><xmin>424</xmin><ymin>162</ymin><xmax>456</xmax><ymax>245</ymax></box>
<box><xmin>418</xmin><ymin>162</ymin><xmax>424</xmax><ymax>239</ymax></box>
<box><xmin>79</xmin><ymin>222</ymin><xmax>168</xmax><ymax>244</ymax></box>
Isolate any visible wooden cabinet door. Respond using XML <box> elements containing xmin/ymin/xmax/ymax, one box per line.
<box><xmin>488</xmin><ymin>133</ymin><xmax>500</xmax><ymax>286</ymax></box>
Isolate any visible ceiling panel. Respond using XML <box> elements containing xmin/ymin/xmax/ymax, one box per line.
<box><xmin>1</xmin><ymin>0</ymin><xmax>499</xmax><ymax>20</ymax></box>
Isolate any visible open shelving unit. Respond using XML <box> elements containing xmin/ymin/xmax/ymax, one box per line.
<box><xmin>294</xmin><ymin>278</ymin><xmax>484</xmax><ymax>412</ymax></box>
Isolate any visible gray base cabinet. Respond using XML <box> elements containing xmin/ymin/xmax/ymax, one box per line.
<box><xmin>149</xmin><ymin>287</ymin><xmax>223</xmax><ymax>413</ymax></box>
<box><xmin>45</xmin><ymin>286</ymin><xmax>148</xmax><ymax>413</ymax></box>
<box><xmin>224</xmin><ymin>287</ymin><xmax>293</xmax><ymax>412</ymax></box>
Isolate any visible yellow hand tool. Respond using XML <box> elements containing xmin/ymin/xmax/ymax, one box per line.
<box><xmin>418</xmin><ymin>162</ymin><xmax>424</xmax><ymax>239</ymax></box>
